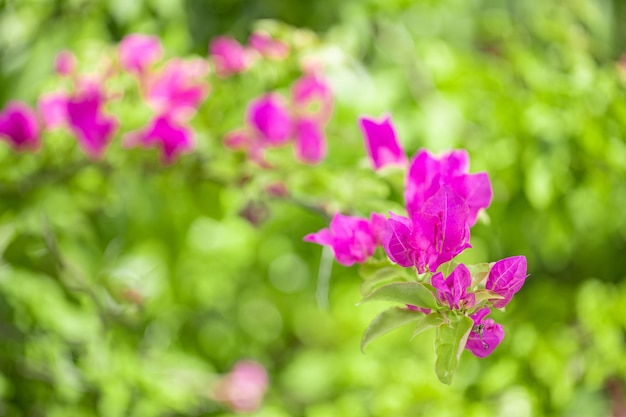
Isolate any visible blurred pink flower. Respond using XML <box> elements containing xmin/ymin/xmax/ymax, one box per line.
<box><xmin>0</xmin><ymin>101</ymin><xmax>40</xmax><ymax>151</ymax></box>
<box><xmin>118</xmin><ymin>33</ymin><xmax>163</xmax><ymax>75</ymax></box>
<box><xmin>145</xmin><ymin>58</ymin><xmax>209</xmax><ymax>120</ymax></box>
<box><xmin>54</xmin><ymin>50</ymin><xmax>76</xmax><ymax>77</ymax></box>
<box><xmin>38</xmin><ymin>92</ymin><xmax>68</xmax><ymax>129</ymax></box>
<box><xmin>293</xmin><ymin>117</ymin><xmax>326</xmax><ymax>164</ymax></box>
<box><xmin>66</xmin><ymin>82</ymin><xmax>118</xmax><ymax>159</ymax></box>
<box><xmin>124</xmin><ymin>115</ymin><xmax>194</xmax><ymax>164</ymax></box>
<box><xmin>210</xmin><ymin>36</ymin><xmax>250</xmax><ymax>77</ymax></box>
<box><xmin>246</xmin><ymin>93</ymin><xmax>292</xmax><ymax>146</ymax></box>
<box><xmin>214</xmin><ymin>360</ymin><xmax>269</xmax><ymax>413</ymax></box>
<box><xmin>359</xmin><ymin>115</ymin><xmax>408</xmax><ymax>170</ymax></box>
<box><xmin>291</xmin><ymin>72</ymin><xmax>333</xmax><ymax>124</ymax></box>
<box><xmin>249</xmin><ymin>31</ymin><xmax>289</xmax><ymax>60</ymax></box>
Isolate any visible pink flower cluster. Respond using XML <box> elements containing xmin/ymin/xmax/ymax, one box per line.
<box><xmin>223</xmin><ymin>71</ymin><xmax>333</xmax><ymax>166</ymax></box>
<box><xmin>0</xmin><ymin>31</ymin><xmax>303</xmax><ymax>166</ymax></box>
<box><xmin>213</xmin><ymin>360</ymin><xmax>269</xmax><ymax>413</ymax></box>
<box><xmin>304</xmin><ymin>114</ymin><xmax>528</xmax><ymax>358</ymax></box>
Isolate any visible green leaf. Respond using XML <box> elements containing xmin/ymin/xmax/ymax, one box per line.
<box><xmin>434</xmin><ymin>315</ymin><xmax>473</xmax><ymax>385</ymax></box>
<box><xmin>467</xmin><ymin>263</ymin><xmax>491</xmax><ymax>287</ymax></box>
<box><xmin>411</xmin><ymin>313</ymin><xmax>445</xmax><ymax>340</ymax></box>
<box><xmin>358</xmin><ymin>282</ymin><xmax>439</xmax><ymax>310</ymax></box>
<box><xmin>473</xmin><ymin>289</ymin><xmax>505</xmax><ymax>304</ymax></box>
<box><xmin>361</xmin><ymin>307</ymin><xmax>425</xmax><ymax>352</ymax></box>
<box><xmin>360</xmin><ymin>267</ymin><xmax>410</xmax><ymax>297</ymax></box>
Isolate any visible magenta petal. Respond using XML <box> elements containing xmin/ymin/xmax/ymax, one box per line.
<box><xmin>249</xmin><ymin>31</ymin><xmax>289</xmax><ymax>59</ymax></box>
<box><xmin>118</xmin><ymin>34</ymin><xmax>163</xmax><ymax>75</ymax></box>
<box><xmin>0</xmin><ymin>101</ymin><xmax>40</xmax><ymax>151</ymax></box>
<box><xmin>431</xmin><ymin>264</ymin><xmax>472</xmax><ymax>310</ymax></box>
<box><xmin>291</xmin><ymin>73</ymin><xmax>333</xmax><ymax>123</ymax></box>
<box><xmin>124</xmin><ymin>115</ymin><xmax>194</xmax><ymax>164</ymax></box>
<box><xmin>359</xmin><ymin>115</ymin><xmax>407</xmax><ymax>171</ymax></box>
<box><xmin>294</xmin><ymin>117</ymin><xmax>326</xmax><ymax>164</ymax></box>
<box><xmin>465</xmin><ymin>310</ymin><xmax>504</xmax><ymax>358</ymax></box>
<box><xmin>210</xmin><ymin>36</ymin><xmax>250</xmax><ymax>77</ymax></box>
<box><xmin>440</xmin><ymin>150</ymin><xmax>469</xmax><ymax>180</ymax></box>
<box><xmin>38</xmin><ymin>92</ymin><xmax>67</xmax><ymax>129</ymax></box>
<box><xmin>486</xmin><ymin>256</ymin><xmax>528</xmax><ymax>308</ymax></box>
<box><xmin>450</xmin><ymin>172</ymin><xmax>493</xmax><ymax>226</ymax></box>
<box><xmin>303</xmin><ymin>229</ymin><xmax>333</xmax><ymax>246</ymax></box>
<box><xmin>54</xmin><ymin>50</ymin><xmax>76</xmax><ymax>77</ymax></box>
<box><xmin>405</xmin><ymin>150</ymin><xmax>442</xmax><ymax>215</ymax></box>
<box><xmin>382</xmin><ymin>213</ymin><xmax>415</xmax><ymax>268</ymax></box>
<box><xmin>246</xmin><ymin>94</ymin><xmax>292</xmax><ymax>146</ymax></box>
<box><xmin>368</xmin><ymin>212</ymin><xmax>387</xmax><ymax>245</ymax></box>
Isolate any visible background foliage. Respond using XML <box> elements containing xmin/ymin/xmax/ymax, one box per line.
<box><xmin>1</xmin><ymin>0</ymin><xmax>626</xmax><ymax>416</ymax></box>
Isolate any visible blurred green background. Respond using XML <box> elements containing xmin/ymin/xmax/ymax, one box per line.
<box><xmin>2</xmin><ymin>0</ymin><xmax>626</xmax><ymax>416</ymax></box>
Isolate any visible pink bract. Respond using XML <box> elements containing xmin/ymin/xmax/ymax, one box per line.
<box><xmin>465</xmin><ymin>308</ymin><xmax>504</xmax><ymax>358</ymax></box>
<box><xmin>124</xmin><ymin>115</ymin><xmax>194</xmax><ymax>164</ymax></box>
<box><xmin>0</xmin><ymin>101</ymin><xmax>40</xmax><ymax>151</ymax></box>
<box><xmin>359</xmin><ymin>115</ymin><xmax>408</xmax><ymax>170</ymax></box>
<box><xmin>246</xmin><ymin>94</ymin><xmax>292</xmax><ymax>146</ymax></box>
<box><xmin>209</xmin><ymin>36</ymin><xmax>250</xmax><ymax>77</ymax></box>
<box><xmin>293</xmin><ymin>117</ymin><xmax>326</xmax><ymax>164</ymax></box>
<box><xmin>54</xmin><ymin>50</ymin><xmax>76</xmax><ymax>77</ymax></box>
<box><xmin>291</xmin><ymin>73</ymin><xmax>333</xmax><ymax>123</ymax></box>
<box><xmin>38</xmin><ymin>92</ymin><xmax>68</xmax><ymax>129</ymax></box>
<box><xmin>118</xmin><ymin>33</ymin><xmax>163</xmax><ymax>75</ymax></box>
<box><xmin>486</xmin><ymin>256</ymin><xmax>528</xmax><ymax>308</ymax></box>
<box><xmin>249</xmin><ymin>31</ymin><xmax>289</xmax><ymax>59</ymax></box>
<box><xmin>431</xmin><ymin>264</ymin><xmax>475</xmax><ymax>310</ymax></box>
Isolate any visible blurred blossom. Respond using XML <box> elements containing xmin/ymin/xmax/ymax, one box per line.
<box><xmin>54</xmin><ymin>50</ymin><xmax>76</xmax><ymax>77</ymax></box>
<box><xmin>214</xmin><ymin>360</ymin><xmax>268</xmax><ymax>413</ymax></box>
<box><xmin>359</xmin><ymin>115</ymin><xmax>408</xmax><ymax>170</ymax></box>
<box><xmin>66</xmin><ymin>82</ymin><xmax>118</xmax><ymax>159</ymax></box>
<box><xmin>210</xmin><ymin>36</ymin><xmax>250</xmax><ymax>77</ymax></box>
<box><xmin>145</xmin><ymin>58</ymin><xmax>209</xmax><ymax>120</ymax></box>
<box><xmin>465</xmin><ymin>308</ymin><xmax>504</xmax><ymax>358</ymax></box>
<box><xmin>0</xmin><ymin>101</ymin><xmax>40</xmax><ymax>151</ymax></box>
<box><xmin>124</xmin><ymin>115</ymin><xmax>194</xmax><ymax>164</ymax></box>
<box><xmin>246</xmin><ymin>94</ymin><xmax>292</xmax><ymax>146</ymax></box>
<box><xmin>38</xmin><ymin>92</ymin><xmax>68</xmax><ymax>129</ymax></box>
<box><xmin>291</xmin><ymin>72</ymin><xmax>333</xmax><ymax>123</ymax></box>
<box><xmin>118</xmin><ymin>33</ymin><xmax>163</xmax><ymax>75</ymax></box>
<box><xmin>304</xmin><ymin>212</ymin><xmax>383</xmax><ymax>266</ymax></box>
<box><xmin>249</xmin><ymin>31</ymin><xmax>289</xmax><ymax>59</ymax></box>
<box><xmin>293</xmin><ymin>117</ymin><xmax>325</xmax><ymax>164</ymax></box>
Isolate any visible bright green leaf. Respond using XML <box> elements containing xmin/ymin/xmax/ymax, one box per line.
<box><xmin>358</xmin><ymin>282</ymin><xmax>439</xmax><ymax>310</ymax></box>
<box><xmin>467</xmin><ymin>263</ymin><xmax>491</xmax><ymax>287</ymax></box>
<box><xmin>473</xmin><ymin>289</ymin><xmax>505</xmax><ymax>304</ymax></box>
<box><xmin>434</xmin><ymin>315</ymin><xmax>473</xmax><ymax>385</ymax></box>
<box><xmin>361</xmin><ymin>307</ymin><xmax>425</xmax><ymax>352</ymax></box>
<box><xmin>411</xmin><ymin>313</ymin><xmax>445</xmax><ymax>340</ymax></box>
<box><xmin>360</xmin><ymin>267</ymin><xmax>410</xmax><ymax>297</ymax></box>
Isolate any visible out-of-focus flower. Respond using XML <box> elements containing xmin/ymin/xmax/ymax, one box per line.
<box><xmin>118</xmin><ymin>33</ymin><xmax>163</xmax><ymax>75</ymax></box>
<box><xmin>210</xmin><ymin>36</ymin><xmax>251</xmax><ymax>77</ymax></box>
<box><xmin>0</xmin><ymin>101</ymin><xmax>40</xmax><ymax>151</ymax></box>
<box><xmin>383</xmin><ymin>186</ymin><xmax>471</xmax><ymax>273</ymax></box>
<box><xmin>304</xmin><ymin>212</ymin><xmax>384</xmax><ymax>266</ymax></box>
<box><xmin>359</xmin><ymin>115</ymin><xmax>408</xmax><ymax>170</ymax></box>
<box><xmin>291</xmin><ymin>72</ymin><xmax>333</xmax><ymax>123</ymax></box>
<box><xmin>486</xmin><ymin>256</ymin><xmax>528</xmax><ymax>308</ymax></box>
<box><xmin>145</xmin><ymin>58</ymin><xmax>209</xmax><ymax>120</ymax></box>
<box><xmin>66</xmin><ymin>82</ymin><xmax>118</xmax><ymax>159</ymax></box>
<box><xmin>405</xmin><ymin>149</ymin><xmax>492</xmax><ymax>226</ymax></box>
<box><xmin>293</xmin><ymin>117</ymin><xmax>325</xmax><ymax>164</ymax></box>
<box><xmin>431</xmin><ymin>264</ymin><xmax>475</xmax><ymax>310</ymax></box>
<box><xmin>465</xmin><ymin>307</ymin><xmax>504</xmax><ymax>358</ymax></box>
<box><xmin>249</xmin><ymin>31</ymin><xmax>289</xmax><ymax>59</ymax></box>
<box><xmin>54</xmin><ymin>50</ymin><xmax>76</xmax><ymax>77</ymax></box>
<box><xmin>124</xmin><ymin>115</ymin><xmax>193</xmax><ymax>164</ymax></box>
<box><xmin>214</xmin><ymin>360</ymin><xmax>269</xmax><ymax>413</ymax></box>
<box><xmin>38</xmin><ymin>92</ymin><xmax>68</xmax><ymax>130</ymax></box>
<box><xmin>246</xmin><ymin>94</ymin><xmax>292</xmax><ymax>146</ymax></box>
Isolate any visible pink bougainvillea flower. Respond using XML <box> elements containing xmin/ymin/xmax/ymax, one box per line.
<box><xmin>383</xmin><ymin>186</ymin><xmax>471</xmax><ymax>273</ymax></box>
<box><xmin>124</xmin><ymin>115</ymin><xmax>194</xmax><ymax>164</ymax></box>
<box><xmin>145</xmin><ymin>58</ymin><xmax>209</xmax><ymax>120</ymax></box>
<box><xmin>486</xmin><ymin>256</ymin><xmax>528</xmax><ymax>308</ymax></box>
<box><xmin>293</xmin><ymin>117</ymin><xmax>326</xmax><ymax>164</ymax></box>
<box><xmin>54</xmin><ymin>50</ymin><xmax>76</xmax><ymax>77</ymax></box>
<box><xmin>66</xmin><ymin>82</ymin><xmax>118</xmax><ymax>159</ymax></box>
<box><xmin>291</xmin><ymin>72</ymin><xmax>333</xmax><ymax>123</ymax></box>
<box><xmin>304</xmin><ymin>212</ymin><xmax>383</xmax><ymax>266</ymax></box>
<box><xmin>0</xmin><ymin>101</ymin><xmax>40</xmax><ymax>151</ymax></box>
<box><xmin>38</xmin><ymin>92</ymin><xmax>68</xmax><ymax>129</ymax></box>
<box><xmin>246</xmin><ymin>93</ymin><xmax>292</xmax><ymax>146</ymax></box>
<box><xmin>118</xmin><ymin>33</ymin><xmax>163</xmax><ymax>75</ymax></box>
<box><xmin>214</xmin><ymin>360</ymin><xmax>269</xmax><ymax>413</ymax></box>
<box><xmin>249</xmin><ymin>31</ymin><xmax>289</xmax><ymax>59</ymax></box>
<box><xmin>209</xmin><ymin>36</ymin><xmax>250</xmax><ymax>77</ymax></box>
<box><xmin>431</xmin><ymin>263</ymin><xmax>475</xmax><ymax>310</ymax></box>
<box><xmin>359</xmin><ymin>115</ymin><xmax>408</xmax><ymax>170</ymax></box>
<box><xmin>465</xmin><ymin>307</ymin><xmax>504</xmax><ymax>358</ymax></box>
<box><xmin>405</xmin><ymin>149</ymin><xmax>492</xmax><ymax>226</ymax></box>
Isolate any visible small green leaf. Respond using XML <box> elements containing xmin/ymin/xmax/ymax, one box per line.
<box><xmin>411</xmin><ymin>313</ymin><xmax>445</xmax><ymax>340</ymax></box>
<box><xmin>361</xmin><ymin>307</ymin><xmax>425</xmax><ymax>352</ymax></box>
<box><xmin>473</xmin><ymin>289</ymin><xmax>505</xmax><ymax>304</ymax></box>
<box><xmin>358</xmin><ymin>282</ymin><xmax>439</xmax><ymax>310</ymax></box>
<box><xmin>467</xmin><ymin>263</ymin><xmax>491</xmax><ymax>287</ymax></box>
<box><xmin>437</xmin><ymin>261</ymin><xmax>458</xmax><ymax>276</ymax></box>
<box><xmin>434</xmin><ymin>315</ymin><xmax>473</xmax><ymax>385</ymax></box>
<box><xmin>360</xmin><ymin>267</ymin><xmax>410</xmax><ymax>297</ymax></box>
